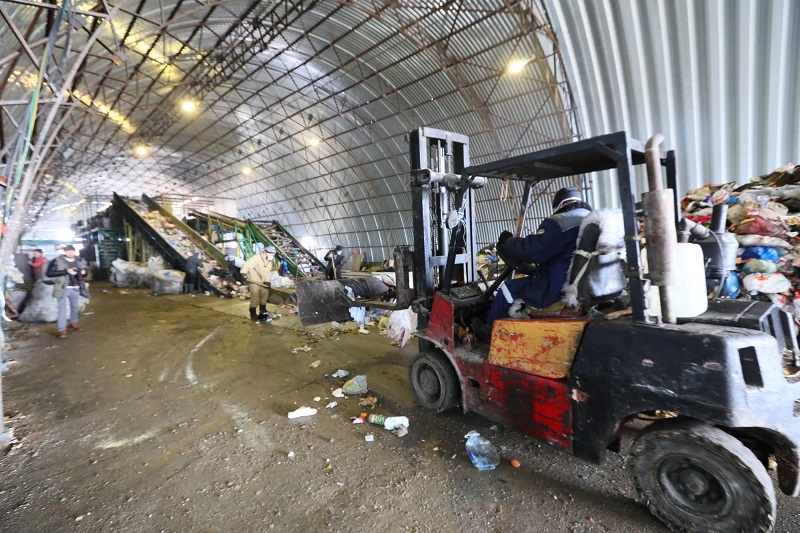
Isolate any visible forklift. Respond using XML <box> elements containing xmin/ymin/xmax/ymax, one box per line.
<box><xmin>406</xmin><ymin>128</ymin><xmax>800</xmax><ymax>533</ymax></box>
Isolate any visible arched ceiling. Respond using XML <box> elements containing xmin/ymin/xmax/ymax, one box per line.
<box><xmin>9</xmin><ymin>1</ymin><xmax>795</xmax><ymax>261</ymax></box>
<box><xmin>1</xmin><ymin>0</ymin><xmax>579</xmax><ymax>259</ymax></box>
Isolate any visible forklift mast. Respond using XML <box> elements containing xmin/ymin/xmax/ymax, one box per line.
<box><xmin>409</xmin><ymin>128</ymin><xmax>480</xmax><ymax>328</ymax></box>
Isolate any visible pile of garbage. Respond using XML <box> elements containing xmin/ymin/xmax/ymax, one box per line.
<box><xmin>681</xmin><ymin>163</ymin><xmax>800</xmax><ymax>321</ymax></box>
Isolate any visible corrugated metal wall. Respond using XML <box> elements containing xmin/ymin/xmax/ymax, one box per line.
<box><xmin>544</xmin><ymin>0</ymin><xmax>800</xmax><ymax>207</ymax></box>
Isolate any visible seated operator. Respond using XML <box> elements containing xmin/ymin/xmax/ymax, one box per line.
<box><xmin>473</xmin><ymin>186</ymin><xmax>592</xmax><ymax>339</ymax></box>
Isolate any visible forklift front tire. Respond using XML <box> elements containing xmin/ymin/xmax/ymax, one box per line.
<box><xmin>409</xmin><ymin>352</ymin><xmax>460</xmax><ymax>412</ymax></box>
<box><xmin>631</xmin><ymin>419</ymin><xmax>776</xmax><ymax>533</ymax></box>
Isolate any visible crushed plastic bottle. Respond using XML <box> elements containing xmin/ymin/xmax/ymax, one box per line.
<box><xmin>465</xmin><ymin>430</ymin><xmax>500</xmax><ymax>471</ymax></box>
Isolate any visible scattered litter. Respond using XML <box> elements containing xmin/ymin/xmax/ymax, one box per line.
<box><xmin>450</xmin><ymin>453</ymin><xmax>457</xmax><ymax>459</ymax></box>
<box><xmin>383</xmin><ymin>416</ymin><xmax>409</xmax><ymax>430</ymax></box>
<box><xmin>331</xmin><ymin>369</ymin><xmax>349</xmax><ymax>378</ymax></box>
<box><xmin>510</xmin><ymin>459</ymin><xmax>521</xmax><ymax>468</ymax></box>
<box><xmin>309</xmin><ymin>360</ymin><xmax>321</xmax><ymax>368</ymax></box>
<box><xmin>331</xmin><ymin>321</ymin><xmax>340</xmax><ymax>328</ymax></box>
<box><xmin>325</xmin><ymin>402</ymin><xmax>337</xmax><ymax>409</ymax></box>
<box><xmin>359</xmin><ymin>396</ymin><xmax>378</xmax><ymax>408</ymax></box>
<box><xmin>465</xmin><ymin>430</ymin><xmax>500</xmax><ymax>471</ymax></box>
<box><xmin>364</xmin><ymin>434</ymin><xmax>374</xmax><ymax>442</ymax></box>
<box><xmin>392</xmin><ymin>426</ymin><xmax>409</xmax><ymax>438</ymax></box>
<box><xmin>287</xmin><ymin>451</ymin><xmax>295</xmax><ymax>459</ymax></box>
<box><xmin>287</xmin><ymin>407</ymin><xmax>318</xmax><ymax>419</ymax></box>
<box><xmin>342</xmin><ymin>375</ymin><xmax>368</xmax><ymax>395</ymax></box>
<box><xmin>83</xmin><ymin>312</ymin><xmax>95</xmax><ymax>315</ymax></box>
<box><xmin>101</xmin><ymin>289</ymin><xmax>109</xmax><ymax>293</ymax></box>
<box><xmin>313</xmin><ymin>397</ymin><xmax>321</xmax><ymax>402</ymax></box>
<box><xmin>291</xmin><ymin>345</ymin><xmax>312</xmax><ymax>354</ymax></box>
<box><xmin>332</xmin><ymin>388</ymin><xmax>344</xmax><ymax>398</ymax></box>
<box><xmin>125</xmin><ymin>374</ymin><xmax>133</xmax><ymax>378</ymax></box>
<box><xmin>351</xmin><ymin>416</ymin><xmax>365</xmax><ymax>425</ymax></box>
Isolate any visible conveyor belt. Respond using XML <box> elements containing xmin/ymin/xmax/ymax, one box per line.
<box><xmin>189</xmin><ymin>209</ymin><xmax>325</xmax><ymax>279</ymax></box>
<box><xmin>113</xmin><ymin>193</ymin><xmax>226</xmax><ymax>295</ymax></box>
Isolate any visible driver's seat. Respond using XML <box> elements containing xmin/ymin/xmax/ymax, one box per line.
<box><xmin>562</xmin><ymin>208</ymin><xmax>627</xmax><ymax>309</ymax></box>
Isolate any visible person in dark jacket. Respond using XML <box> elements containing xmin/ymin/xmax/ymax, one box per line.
<box><xmin>184</xmin><ymin>251</ymin><xmax>204</xmax><ymax>294</ymax></box>
<box><xmin>46</xmin><ymin>245</ymin><xmax>88</xmax><ymax>338</ymax></box>
<box><xmin>479</xmin><ymin>187</ymin><xmax>592</xmax><ymax>334</ymax></box>
<box><xmin>324</xmin><ymin>245</ymin><xmax>346</xmax><ymax>280</ymax></box>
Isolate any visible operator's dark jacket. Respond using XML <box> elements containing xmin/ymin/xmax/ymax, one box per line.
<box><xmin>324</xmin><ymin>250</ymin><xmax>345</xmax><ymax>280</ymax></box>
<box><xmin>500</xmin><ymin>202</ymin><xmax>592</xmax><ymax>308</ymax></box>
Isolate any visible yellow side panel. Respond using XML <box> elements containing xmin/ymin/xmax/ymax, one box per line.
<box><xmin>488</xmin><ymin>319</ymin><xmax>587</xmax><ymax>379</ymax></box>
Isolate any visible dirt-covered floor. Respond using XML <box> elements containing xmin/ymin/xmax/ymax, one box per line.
<box><xmin>1</xmin><ymin>283</ymin><xmax>799</xmax><ymax>533</ymax></box>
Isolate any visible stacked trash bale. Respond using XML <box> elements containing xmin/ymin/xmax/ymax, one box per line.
<box><xmin>681</xmin><ymin>164</ymin><xmax>800</xmax><ymax>319</ymax></box>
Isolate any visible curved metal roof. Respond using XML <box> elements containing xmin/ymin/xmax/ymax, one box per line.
<box><xmin>1</xmin><ymin>0</ymin><xmax>578</xmax><ymax>259</ymax></box>
<box><xmin>4</xmin><ymin>1</ymin><xmax>797</xmax><ymax>261</ymax></box>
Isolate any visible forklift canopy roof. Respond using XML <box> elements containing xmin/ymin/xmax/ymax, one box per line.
<box><xmin>463</xmin><ymin>132</ymin><xmax>647</xmax><ymax>183</ymax></box>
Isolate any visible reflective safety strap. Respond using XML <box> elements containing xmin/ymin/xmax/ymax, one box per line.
<box><xmin>571</xmin><ymin>250</ymin><xmax>598</xmax><ymax>287</ymax></box>
<box><xmin>500</xmin><ymin>283</ymin><xmax>514</xmax><ymax>303</ymax></box>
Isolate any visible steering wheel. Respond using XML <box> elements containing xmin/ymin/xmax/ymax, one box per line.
<box><xmin>495</xmin><ymin>243</ymin><xmax>538</xmax><ymax>276</ymax></box>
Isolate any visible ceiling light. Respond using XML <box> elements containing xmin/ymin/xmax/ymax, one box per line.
<box><xmin>242</xmin><ymin>167</ymin><xmax>252</xmax><ymax>175</ymax></box>
<box><xmin>309</xmin><ymin>138</ymin><xmax>320</xmax><ymax>146</ymax></box>
<box><xmin>507</xmin><ymin>59</ymin><xmax>531</xmax><ymax>74</ymax></box>
<box><xmin>135</xmin><ymin>145</ymin><xmax>148</xmax><ymax>156</ymax></box>
<box><xmin>182</xmin><ymin>101</ymin><xmax>197</xmax><ymax>112</ymax></box>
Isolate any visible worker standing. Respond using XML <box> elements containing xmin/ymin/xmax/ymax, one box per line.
<box><xmin>241</xmin><ymin>243</ymin><xmax>276</xmax><ymax>321</ymax></box>
<box><xmin>28</xmin><ymin>248</ymin><xmax>47</xmax><ymax>281</ymax></box>
<box><xmin>184</xmin><ymin>251</ymin><xmax>204</xmax><ymax>294</ymax></box>
<box><xmin>46</xmin><ymin>245</ymin><xmax>88</xmax><ymax>339</ymax></box>
<box><xmin>324</xmin><ymin>245</ymin><xmax>345</xmax><ymax>280</ymax></box>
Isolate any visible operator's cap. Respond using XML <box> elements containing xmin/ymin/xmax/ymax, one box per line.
<box><xmin>34</xmin><ymin>248</ymin><xmax>43</xmax><ymax>253</ymax></box>
<box><xmin>335</xmin><ymin>244</ymin><xmax>342</xmax><ymax>251</ymax></box>
<box><xmin>552</xmin><ymin>186</ymin><xmax>581</xmax><ymax>210</ymax></box>
<box><xmin>64</xmin><ymin>245</ymin><xmax>75</xmax><ymax>251</ymax></box>
<box><xmin>265</xmin><ymin>245</ymin><xmax>277</xmax><ymax>254</ymax></box>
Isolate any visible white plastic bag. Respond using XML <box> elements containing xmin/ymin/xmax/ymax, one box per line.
<box><xmin>382</xmin><ymin>308</ymin><xmax>418</xmax><ymax>347</ymax></box>
<box><xmin>743</xmin><ymin>273</ymin><xmax>791</xmax><ymax>294</ymax></box>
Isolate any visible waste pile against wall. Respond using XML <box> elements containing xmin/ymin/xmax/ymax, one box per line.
<box><xmin>681</xmin><ymin>163</ymin><xmax>800</xmax><ymax>323</ymax></box>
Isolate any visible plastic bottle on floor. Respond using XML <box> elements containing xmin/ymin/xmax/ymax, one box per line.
<box><xmin>465</xmin><ymin>430</ymin><xmax>500</xmax><ymax>471</ymax></box>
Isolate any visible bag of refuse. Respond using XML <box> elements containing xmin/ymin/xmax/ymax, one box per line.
<box><xmin>382</xmin><ymin>308</ymin><xmax>418</xmax><ymax>347</ymax></box>
<box><xmin>19</xmin><ymin>282</ymin><xmax>88</xmax><ymax>323</ymax></box>
<box><xmin>147</xmin><ymin>256</ymin><xmax>165</xmax><ymax>272</ymax></box>
<box><xmin>741</xmin><ymin>246</ymin><xmax>780</xmax><ymax>262</ymax></box>
<box><xmin>735</xmin><ymin>215</ymin><xmax>785</xmax><ymax>238</ymax></box>
<box><xmin>152</xmin><ymin>269</ymin><xmax>185</xmax><ymax>295</ymax></box>
<box><xmin>110</xmin><ymin>259</ymin><xmax>147</xmax><ymax>288</ymax></box>
<box><xmin>736</xmin><ymin>234</ymin><xmax>792</xmax><ymax>250</ymax></box>
<box><xmin>342</xmin><ymin>375</ymin><xmax>368</xmax><ymax>395</ymax></box>
<box><xmin>742</xmin><ymin>259</ymin><xmax>778</xmax><ymax>274</ymax></box>
<box><xmin>743</xmin><ymin>273</ymin><xmax>791</xmax><ymax>294</ymax></box>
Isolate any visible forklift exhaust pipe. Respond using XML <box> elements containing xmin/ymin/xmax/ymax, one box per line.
<box><xmin>643</xmin><ymin>134</ymin><xmax>678</xmax><ymax>324</ymax></box>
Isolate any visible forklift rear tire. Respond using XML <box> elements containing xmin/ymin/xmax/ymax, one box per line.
<box><xmin>631</xmin><ymin>419</ymin><xmax>776</xmax><ymax>533</ymax></box>
<box><xmin>409</xmin><ymin>351</ymin><xmax>460</xmax><ymax>412</ymax></box>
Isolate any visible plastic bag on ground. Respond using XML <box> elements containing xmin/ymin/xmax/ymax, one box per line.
<box><xmin>736</xmin><ymin>235</ymin><xmax>792</xmax><ymax>250</ymax></box>
<box><xmin>381</xmin><ymin>308</ymin><xmax>418</xmax><ymax>347</ymax></box>
<box><xmin>342</xmin><ymin>375</ymin><xmax>368</xmax><ymax>395</ymax></box>
<box><xmin>152</xmin><ymin>270</ymin><xmax>185</xmax><ymax>295</ymax></box>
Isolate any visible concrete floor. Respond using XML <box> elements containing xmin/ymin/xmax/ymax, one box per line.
<box><xmin>1</xmin><ymin>284</ymin><xmax>798</xmax><ymax>532</ymax></box>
